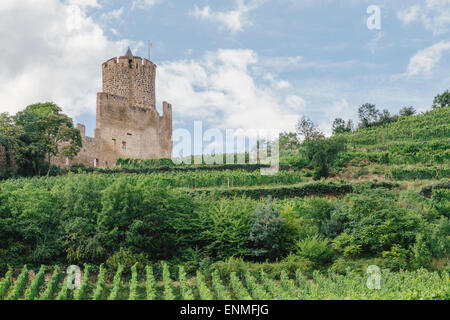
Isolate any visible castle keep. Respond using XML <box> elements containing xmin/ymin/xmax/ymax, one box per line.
<box><xmin>53</xmin><ymin>48</ymin><xmax>173</xmax><ymax>168</ymax></box>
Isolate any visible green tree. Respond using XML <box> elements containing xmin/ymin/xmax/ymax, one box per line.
<box><xmin>296</xmin><ymin>116</ymin><xmax>323</xmax><ymax>141</ymax></box>
<box><xmin>332</xmin><ymin>118</ymin><xmax>352</xmax><ymax>135</ymax></box>
<box><xmin>358</xmin><ymin>103</ymin><xmax>380</xmax><ymax>128</ymax></box>
<box><xmin>432</xmin><ymin>89</ymin><xmax>450</xmax><ymax>108</ymax></box>
<box><xmin>248</xmin><ymin>196</ymin><xmax>284</xmax><ymax>260</ymax></box>
<box><xmin>0</xmin><ymin>113</ymin><xmax>21</xmax><ymax>177</ymax></box>
<box><xmin>378</xmin><ymin>109</ymin><xmax>392</xmax><ymax>124</ymax></box>
<box><xmin>301</xmin><ymin>135</ymin><xmax>346</xmax><ymax>179</ymax></box>
<box><xmin>278</xmin><ymin>132</ymin><xmax>300</xmax><ymax>151</ymax></box>
<box><xmin>14</xmin><ymin>103</ymin><xmax>82</xmax><ymax>176</ymax></box>
<box><xmin>399</xmin><ymin>106</ymin><xmax>416</xmax><ymax>117</ymax></box>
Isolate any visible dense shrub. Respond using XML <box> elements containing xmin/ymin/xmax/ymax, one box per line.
<box><xmin>296</xmin><ymin>235</ymin><xmax>334</xmax><ymax>268</ymax></box>
<box><xmin>248</xmin><ymin>197</ymin><xmax>284</xmax><ymax>260</ymax></box>
<box><xmin>336</xmin><ymin>189</ymin><xmax>421</xmax><ymax>254</ymax></box>
<box><xmin>389</xmin><ymin>167</ymin><xmax>450</xmax><ymax>180</ymax></box>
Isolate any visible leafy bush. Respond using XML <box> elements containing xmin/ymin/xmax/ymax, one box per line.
<box><xmin>106</xmin><ymin>248</ymin><xmax>147</xmax><ymax>272</ymax></box>
<box><xmin>337</xmin><ymin>188</ymin><xmax>421</xmax><ymax>254</ymax></box>
<box><xmin>249</xmin><ymin>197</ymin><xmax>284</xmax><ymax>260</ymax></box>
<box><xmin>296</xmin><ymin>235</ymin><xmax>334</xmax><ymax>267</ymax></box>
<box><xmin>389</xmin><ymin>167</ymin><xmax>450</xmax><ymax>180</ymax></box>
<box><xmin>432</xmin><ymin>188</ymin><xmax>450</xmax><ymax>217</ymax></box>
<box><xmin>382</xmin><ymin>245</ymin><xmax>409</xmax><ymax>271</ymax></box>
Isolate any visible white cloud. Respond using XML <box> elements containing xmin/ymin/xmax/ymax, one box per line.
<box><xmin>157</xmin><ymin>49</ymin><xmax>305</xmax><ymax>132</ymax></box>
<box><xmin>100</xmin><ymin>7</ymin><xmax>124</xmax><ymax>22</ymax></box>
<box><xmin>260</xmin><ymin>56</ymin><xmax>303</xmax><ymax>71</ymax></box>
<box><xmin>191</xmin><ymin>0</ymin><xmax>265</xmax><ymax>33</ymax></box>
<box><xmin>131</xmin><ymin>0</ymin><xmax>163</xmax><ymax>10</ymax></box>
<box><xmin>398</xmin><ymin>1</ymin><xmax>450</xmax><ymax>35</ymax></box>
<box><xmin>0</xmin><ymin>0</ymin><xmax>137</xmax><ymax>118</ymax></box>
<box><xmin>365</xmin><ymin>31</ymin><xmax>385</xmax><ymax>54</ymax></box>
<box><xmin>406</xmin><ymin>41</ymin><xmax>450</xmax><ymax>76</ymax></box>
<box><xmin>67</xmin><ymin>0</ymin><xmax>100</xmax><ymax>8</ymax></box>
<box><xmin>397</xmin><ymin>4</ymin><xmax>421</xmax><ymax>25</ymax></box>
<box><xmin>277</xmin><ymin>80</ymin><xmax>292</xmax><ymax>89</ymax></box>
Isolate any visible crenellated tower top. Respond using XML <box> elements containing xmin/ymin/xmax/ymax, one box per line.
<box><xmin>101</xmin><ymin>47</ymin><xmax>157</xmax><ymax>109</ymax></box>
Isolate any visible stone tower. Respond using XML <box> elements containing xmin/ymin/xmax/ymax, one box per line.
<box><xmin>52</xmin><ymin>48</ymin><xmax>173</xmax><ymax>168</ymax></box>
<box><xmin>102</xmin><ymin>47</ymin><xmax>157</xmax><ymax>108</ymax></box>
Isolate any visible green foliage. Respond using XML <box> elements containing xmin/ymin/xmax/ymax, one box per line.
<box><xmin>145</xmin><ymin>265</ymin><xmax>157</xmax><ymax>300</ymax></box>
<box><xmin>196</xmin><ymin>270</ymin><xmax>213</xmax><ymax>300</ymax></box>
<box><xmin>245</xmin><ymin>271</ymin><xmax>270</xmax><ymax>299</ymax></box>
<box><xmin>38</xmin><ymin>266</ymin><xmax>60</xmax><ymax>300</ymax></box>
<box><xmin>433</xmin><ymin>89</ymin><xmax>450</xmax><ymax>108</ymax></box>
<box><xmin>162</xmin><ymin>262</ymin><xmax>176</xmax><ymax>300</ymax></box>
<box><xmin>301</xmin><ymin>136</ymin><xmax>346</xmax><ymax>179</ymax></box>
<box><xmin>382</xmin><ymin>244</ymin><xmax>409</xmax><ymax>271</ymax></box>
<box><xmin>24</xmin><ymin>265</ymin><xmax>46</xmax><ymax>300</ymax></box>
<box><xmin>211</xmin><ymin>270</ymin><xmax>232</xmax><ymax>300</ymax></box>
<box><xmin>1</xmin><ymin>264</ymin><xmax>448</xmax><ymax>300</ymax></box>
<box><xmin>358</xmin><ymin>103</ymin><xmax>380</xmax><ymax>128</ymax></box>
<box><xmin>196</xmin><ymin>197</ymin><xmax>254</xmax><ymax>259</ymax></box>
<box><xmin>432</xmin><ymin>188</ymin><xmax>450</xmax><ymax>217</ymax></box>
<box><xmin>193</xmin><ymin>182</ymin><xmax>354</xmax><ymax>199</ymax></box>
<box><xmin>106</xmin><ymin>248</ymin><xmax>147</xmax><ymax>272</ymax></box>
<box><xmin>332</xmin><ymin>118</ymin><xmax>353</xmax><ymax>135</ymax></box>
<box><xmin>178</xmin><ymin>266</ymin><xmax>194</xmax><ymax>300</ymax></box>
<box><xmin>229</xmin><ymin>272</ymin><xmax>252</xmax><ymax>300</ymax></box>
<box><xmin>128</xmin><ymin>263</ymin><xmax>139</xmax><ymax>300</ymax></box>
<box><xmin>338</xmin><ymin>189</ymin><xmax>421</xmax><ymax>254</ymax></box>
<box><xmin>390</xmin><ymin>167</ymin><xmax>450</xmax><ymax>180</ymax></box>
<box><xmin>0</xmin><ymin>113</ymin><xmax>20</xmax><ymax>178</ymax></box>
<box><xmin>341</xmin><ymin>106</ymin><xmax>450</xmax><ymax>146</ymax></box>
<box><xmin>297</xmin><ymin>235</ymin><xmax>334</xmax><ymax>267</ymax></box>
<box><xmin>399</xmin><ymin>106</ymin><xmax>416</xmax><ymax>117</ymax></box>
<box><xmin>13</xmin><ymin>102</ymin><xmax>81</xmax><ymax>176</ymax></box>
<box><xmin>92</xmin><ymin>264</ymin><xmax>106</xmax><ymax>300</ymax></box>
<box><xmin>409</xmin><ymin>234</ymin><xmax>432</xmax><ymax>269</ymax></box>
<box><xmin>6</xmin><ymin>265</ymin><xmax>28</xmax><ymax>300</ymax></box>
<box><xmin>55</xmin><ymin>269</ymin><xmax>73</xmax><ymax>300</ymax></box>
<box><xmin>108</xmin><ymin>264</ymin><xmax>124</xmax><ymax>300</ymax></box>
<box><xmin>0</xmin><ymin>269</ymin><xmax>12</xmax><ymax>299</ymax></box>
<box><xmin>98</xmin><ymin>177</ymin><xmax>194</xmax><ymax>261</ymax></box>
<box><xmin>249</xmin><ymin>196</ymin><xmax>284</xmax><ymax>259</ymax></box>
<box><xmin>331</xmin><ymin>233</ymin><xmax>362</xmax><ymax>258</ymax></box>
<box><xmin>73</xmin><ymin>265</ymin><xmax>90</xmax><ymax>300</ymax></box>
<box><xmin>278</xmin><ymin>131</ymin><xmax>301</xmax><ymax>152</ymax></box>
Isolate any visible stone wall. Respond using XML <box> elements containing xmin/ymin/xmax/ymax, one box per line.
<box><xmin>52</xmin><ymin>52</ymin><xmax>172</xmax><ymax>169</ymax></box>
<box><xmin>102</xmin><ymin>56</ymin><xmax>156</xmax><ymax>109</ymax></box>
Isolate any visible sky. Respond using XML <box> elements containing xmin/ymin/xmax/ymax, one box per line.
<box><xmin>0</xmin><ymin>0</ymin><xmax>449</xmax><ymax>140</ymax></box>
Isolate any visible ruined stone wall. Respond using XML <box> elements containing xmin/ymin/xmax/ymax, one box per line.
<box><xmin>53</xmin><ymin>96</ymin><xmax>172</xmax><ymax>168</ymax></box>
<box><xmin>102</xmin><ymin>56</ymin><xmax>156</xmax><ymax>109</ymax></box>
<box><xmin>51</xmin><ymin>123</ymin><xmax>102</xmax><ymax>168</ymax></box>
<box><xmin>159</xmin><ymin>101</ymin><xmax>173</xmax><ymax>158</ymax></box>
<box><xmin>95</xmin><ymin>92</ymin><xmax>163</xmax><ymax>162</ymax></box>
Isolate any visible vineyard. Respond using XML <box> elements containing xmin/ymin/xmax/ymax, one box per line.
<box><xmin>0</xmin><ymin>265</ymin><xmax>448</xmax><ymax>300</ymax></box>
<box><xmin>0</xmin><ymin>107</ymin><xmax>449</xmax><ymax>301</ymax></box>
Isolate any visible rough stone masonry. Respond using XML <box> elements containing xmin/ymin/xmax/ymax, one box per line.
<box><xmin>52</xmin><ymin>48</ymin><xmax>173</xmax><ymax>168</ymax></box>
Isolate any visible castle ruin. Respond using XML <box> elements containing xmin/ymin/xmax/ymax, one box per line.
<box><xmin>53</xmin><ymin>48</ymin><xmax>173</xmax><ymax>168</ymax></box>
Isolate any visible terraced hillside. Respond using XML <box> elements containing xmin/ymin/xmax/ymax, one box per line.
<box><xmin>0</xmin><ymin>107</ymin><xmax>448</xmax><ymax>300</ymax></box>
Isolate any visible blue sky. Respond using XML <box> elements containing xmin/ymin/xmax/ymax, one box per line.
<box><xmin>0</xmin><ymin>0</ymin><xmax>449</xmax><ymax>139</ymax></box>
